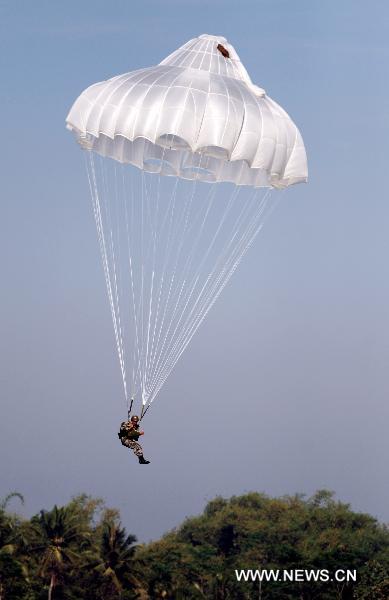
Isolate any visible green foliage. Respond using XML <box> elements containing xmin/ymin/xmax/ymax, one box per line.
<box><xmin>0</xmin><ymin>490</ymin><xmax>387</xmax><ymax>599</ymax></box>
<box><xmin>92</xmin><ymin>520</ymin><xmax>139</xmax><ymax>598</ymax></box>
<box><xmin>0</xmin><ymin>492</ymin><xmax>25</xmax><ymax>512</ymax></box>
<box><xmin>138</xmin><ymin>491</ymin><xmax>389</xmax><ymax>599</ymax></box>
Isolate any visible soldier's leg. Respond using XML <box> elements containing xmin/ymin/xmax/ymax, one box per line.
<box><xmin>123</xmin><ymin>439</ymin><xmax>150</xmax><ymax>464</ymax></box>
<box><xmin>128</xmin><ymin>440</ymin><xmax>143</xmax><ymax>457</ymax></box>
<box><xmin>130</xmin><ymin>441</ymin><xmax>150</xmax><ymax>464</ymax></box>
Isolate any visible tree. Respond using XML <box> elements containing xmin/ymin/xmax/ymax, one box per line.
<box><xmin>94</xmin><ymin>519</ymin><xmax>138</xmax><ymax>599</ymax></box>
<box><xmin>137</xmin><ymin>491</ymin><xmax>389</xmax><ymax>599</ymax></box>
<box><xmin>0</xmin><ymin>490</ymin><xmax>387</xmax><ymax>599</ymax></box>
<box><xmin>30</xmin><ymin>505</ymin><xmax>91</xmax><ymax>600</ymax></box>
<box><xmin>0</xmin><ymin>492</ymin><xmax>27</xmax><ymax>600</ymax></box>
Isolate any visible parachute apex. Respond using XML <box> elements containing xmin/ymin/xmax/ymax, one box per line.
<box><xmin>159</xmin><ymin>33</ymin><xmax>254</xmax><ymax>87</ymax></box>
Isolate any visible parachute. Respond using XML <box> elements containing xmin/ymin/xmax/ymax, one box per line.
<box><xmin>66</xmin><ymin>34</ymin><xmax>307</xmax><ymax>418</ymax></box>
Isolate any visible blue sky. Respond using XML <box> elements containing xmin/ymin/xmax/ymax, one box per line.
<box><xmin>1</xmin><ymin>0</ymin><xmax>388</xmax><ymax>541</ymax></box>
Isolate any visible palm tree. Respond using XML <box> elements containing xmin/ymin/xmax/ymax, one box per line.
<box><xmin>95</xmin><ymin>521</ymin><xmax>138</xmax><ymax>598</ymax></box>
<box><xmin>30</xmin><ymin>505</ymin><xmax>90</xmax><ymax>600</ymax></box>
<box><xmin>0</xmin><ymin>492</ymin><xmax>25</xmax><ymax>600</ymax></box>
<box><xmin>0</xmin><ymin>492</ymin><xmax>24</xmax><ymax>512</ymax></box>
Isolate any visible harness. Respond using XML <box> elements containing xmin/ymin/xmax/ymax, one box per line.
<box><xmin>118</xmin><ymin>421</ymin><xmax>140</xmax><ymax>444</ymax></box>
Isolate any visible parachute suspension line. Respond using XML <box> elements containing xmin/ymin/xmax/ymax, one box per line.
<box><xmin>100</xmin><ymin>158</ymin><xmax>128</xmax><ymax>407</ymax></box>
<box><xmin>145</xmin><ymin>176</ymin><xmax>180</xmax><ymax>403</ymax></box>
<box><xmin>133</xmin><ymin>170</ymin><xmax>152</xmax><ymax>408</ymax></box>
<box><xmin>140</xmin><ymin>162</ymin><xmax>166</xmax><ymax>408</ymax></box>
<box><xmin>85</xmin><ymin>152</ymin><xmax>128</xmax><ymax>402</ymax></box>
<box><xmin>129</xmin><ymin>169</ymin><xmax>148</xmax><ymax>411</ymax></box>
<box><xmin>111</xmin><ymin>161</ymin><xmax>128</xmax><ymax>389</ymax></box>
<box><xmin>86</xmin><ymin>151</ymin><xmax>276</xmax><ymax>419</ymax></box>
<box><xmin>120</xmin><ymin>136</ymin><xmax>182</xmax><ymax>415</ymax></box>
<box><xmin>123</xmin><ymin>165</ymin><xmax>154</xmax><ymax>413</ymax></box>
<box><xmin>147</xmin><ymin>187</ymin><xmax>273</xmax><ymax>404</ymax></box>
<box><xmin>140</xmin><ymin>170</ymin><xmax>146</xmax><ymax>405</ymax></box>
<box><xmin>144</xmin><ymin>175</ymin><xmax>195</xmax><ymax>393</ymax></box>
<box><xmin>147</xmin><ymin>184</ymin><xmax>241</xmax><ymax>405</ymax></box>
<box><xmin>122</xmin><ymin>166</ymin><xmax>141</xmax><ymax>403</ymax></box>
<box><xmin>145</xmin><ymin>179</ymin><xmax>218</xmax><ymax>399</ymax></box>
<box><xmin>141</xmin><ymin>155</ymin><xmax>208</xmax><ymax>409</ymax></box>
<box><xmin>145</xmin><ymin>181</ymin><xmax>236</xmax><ymax>400</ymax></box>
<box><xmin>145</xmin><ymin>183</ymin><xmax>244</xmax><ymax>394</ymax></box>
<box><xmin>140</xmin><ymin>170</ymin><xmax>145</xmax><ymax>401</ymax></box>
<box><xmin>142</xmin><ymin>147</ymin><xmax>166</xmax><ymax>409</ymax></box>
<box><xmin>122</xmin><ymin>164</ymin><xmax>149</xmax><ymax>414</ymax></box>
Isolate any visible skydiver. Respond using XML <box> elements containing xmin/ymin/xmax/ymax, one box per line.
<box><xmin>118</xmin><ymin>415</ymin><xmax>150</xmax><ymax>464</ymax></box>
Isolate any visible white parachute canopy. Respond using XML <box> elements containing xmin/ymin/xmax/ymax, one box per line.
<box><xmin>66</xmin><ymin>34</ymin><xmax>307</xmax><ymax>417</ymax></box>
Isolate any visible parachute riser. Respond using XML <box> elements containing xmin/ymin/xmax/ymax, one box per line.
<box><xmin>127</xmin><ymin>396</ymin><xmax>134</xmax><ymax>420</ymax></box>
<box><xmin>126</xmin><ymin>396</ymin><xmax>150</xmax><ymax>422</ymax></box>
<box><xmin>140</xmin><ymin>404</ymin><xmax>150</xmax><ymax>422</ymax></box>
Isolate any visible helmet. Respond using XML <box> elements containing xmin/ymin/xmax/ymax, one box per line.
<box><xmin>130</xmin><ymin>415</ymin><xmax>140</xmax><ymax>423</ymax></box>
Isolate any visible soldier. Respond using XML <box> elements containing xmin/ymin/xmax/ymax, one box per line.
<box><xmin>118</xmin><ymin>415</ymin><xmax>150</xmax><ymax>464</ymax></box>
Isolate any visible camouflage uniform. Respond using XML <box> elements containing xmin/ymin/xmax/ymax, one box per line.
<box><xmin>118</xmin><ymin>420</ymin><xmax>144</xmax><ymax>457</ymax></box>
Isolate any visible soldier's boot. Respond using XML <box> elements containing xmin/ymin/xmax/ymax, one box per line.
<box><xmin>138</xmin><ymin>455</ymin><xmax>150</xmax><ymax>464</ymax></box>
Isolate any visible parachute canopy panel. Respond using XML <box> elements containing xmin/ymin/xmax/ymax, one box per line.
<box><xmin>66</xmin><ymin>34</ymin><xmax>308</xmax><ymax>189</ymax></box>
